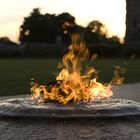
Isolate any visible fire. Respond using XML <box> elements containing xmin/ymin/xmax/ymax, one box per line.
<box><xmin>30</xmin><ymin>34</ymin><xmax>123</xmax><ymax>104</ymax></box>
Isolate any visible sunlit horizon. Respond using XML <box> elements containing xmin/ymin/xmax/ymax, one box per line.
<box><xmin>0</xmin><ymin>0</ymin><xmax>126</xmax><ymax>43</ymax></box>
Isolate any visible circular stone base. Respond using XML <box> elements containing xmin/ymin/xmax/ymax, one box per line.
<box><xmin>0</xmin><ymin>95</ymin><xmax>140</xmax><ymax>118</ymax></box>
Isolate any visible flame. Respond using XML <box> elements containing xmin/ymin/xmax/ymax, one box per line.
<box><xmin>30</xmin><ymin>34</ymin><xmax>123</xmax><ymax>104</ymax></box>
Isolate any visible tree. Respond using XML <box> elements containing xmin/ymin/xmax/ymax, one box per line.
<box><xmin>108</xmin><ymin>35</ymin><xmax>121</xmax><ymax>45</ymax></box>
<box><xmin>0</xmin><ymin>37</ymin><xmax>10</xmax><ymax>42</ymax></box>
<box><xmin>54</xmin><ymin>12</ymin><xmax>76</xmax><ymax>44</ymax></box>
<box><xmin>19</xmin><ymin>8</ymin><xmax>58</xmax><ymax>43</ymax></box>
<box><xmin>84</xmin><ymin>20</ymin><xmax>106</xmax><ymax>44</ymax></box>
<box><xmin>0</xmin><ymin>37</ymin><xmax>17</xmax><ymax>45</ymax></box>
<box><xmin>87</xmin><ymin>20</ymin><xmax>107</xmax><ymax>36</ymax></box>
<box><xmin>19</xmin><ymin>9</ymin><xmax>77</xmax><ymax>44</ymax></box>
<box><xmin>19</xmin><ymin>8</ymin><xmax>121</xmax><ymax>48</ymax></box>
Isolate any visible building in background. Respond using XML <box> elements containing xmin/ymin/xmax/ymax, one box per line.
<box><xmin>125</xmin><ymin>0</ymin><xmax>140</xmax><ymax>46</ymax></box>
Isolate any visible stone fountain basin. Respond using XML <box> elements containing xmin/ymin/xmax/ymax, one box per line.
<box><xmin>1</xmin><ymin>83</ymin><xmax>140</xmax><ymax>140</ymax></box>
<box><xmin>0</xmin><ymin>95</ymin><xmax>140</xmax><ymax>118</ymax></box>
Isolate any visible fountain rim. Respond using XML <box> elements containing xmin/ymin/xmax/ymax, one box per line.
<box><xmin>0</xmin><ymin>95</ymin><xmax>140</xmax><ymax>119</ymax></box>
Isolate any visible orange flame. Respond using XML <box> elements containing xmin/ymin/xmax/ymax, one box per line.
<box><xmin>30</xmin><ymin>34</ymin><xmax>123</xmax><ymax>104</ymax></box>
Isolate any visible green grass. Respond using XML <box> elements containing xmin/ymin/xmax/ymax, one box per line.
<box><xmin>0</xmin><ymin>58</ymin><xmax>140</xmax><ymax>96</ymax></box>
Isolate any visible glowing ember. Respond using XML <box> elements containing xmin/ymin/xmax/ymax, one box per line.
<box><xmin>30</xmin><ymin>34</ymin><xmax>123</xmax><ymax>104</ymax></box>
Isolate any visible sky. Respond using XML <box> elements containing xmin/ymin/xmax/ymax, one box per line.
<box><xmin>0</xmin><ymin>0</ymin><xmax>126</xmax><ymax>43</ymax></box>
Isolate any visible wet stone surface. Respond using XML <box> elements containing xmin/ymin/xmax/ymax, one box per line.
<box><xmin>0</xmin><ymin>95</ymin><xmax>140</xmax><ymax>140</ymax></box>
<box><xmin>0</xmin><ymin>95</ymin><xmax>140</xmax><ymax>118</ymax></box>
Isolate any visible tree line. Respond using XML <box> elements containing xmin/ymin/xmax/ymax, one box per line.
<box><xmin>1</xmin><ymin>8</ymin><xmax>129</xmax><ymax>58</ymax></box>
<box><xmin>19</xmin><ymin>8</ymin><xmax>121</xmax><ymax>46</ymax></box>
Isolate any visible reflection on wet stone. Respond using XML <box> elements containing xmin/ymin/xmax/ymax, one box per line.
<box><xmin>0</xmin><ymin>96</ymin><xmax>140</xmax><ymax>118</ymax></box>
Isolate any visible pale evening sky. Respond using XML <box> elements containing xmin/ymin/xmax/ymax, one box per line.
<box><xmin>0</xmin><ymin>0</ymin><xmax>126</xmax><ymax>42</ymax></box>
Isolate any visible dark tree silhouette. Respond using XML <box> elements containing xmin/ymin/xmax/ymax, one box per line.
<box><xmin>19</xmin><ymin>8</ymin><xmax>57</xmax><ymax>43</ymax></box>
<box><xmin>87</xmin><ymin>20</ymin><xmax>107</xmax><ymax>35</ymax></box>
<box><xmin>83</xmin><ymin>20</ymin><xmax>107</xmax><ymax>44</ymax></box>
<box><xmin>19</xmin><ymin>8</ymin><xmax>77</xmax><ymax>44</ymax></box>
<box><xmin>108</xmin><ymin>35</ymin><xmax>121</xmax><ymax>45</ymax></box>
<box><xmin>19</xmin><ymin>8</ymin><xmax>121</xmax><ymax>47</ymax></box>
<box><xmin>0</xmin><ymin>37</ymin><xmax>17</xmax><ymax>45</ymax></box>
<box><xmin>54</xmin><ymin>12</ymin><xmax>76</xmax><ymax>44</ymax></box>
<box><xmin>0</xmin><ymin>37</ymin><xmax>10</xmax><ymax>42</ymax></box>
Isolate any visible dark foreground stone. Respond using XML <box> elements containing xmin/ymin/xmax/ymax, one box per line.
<box><xmin>0</xmin><ymin>95</ymin><xmax>140</xmax><ymax>140</ymax></box>
<box><xmin>0</xmin><ymin>117</ymin><xmax>140</xmax><ymax>140</ymax></box>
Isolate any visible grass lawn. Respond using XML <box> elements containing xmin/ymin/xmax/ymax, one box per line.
<box><xmin>0</xmin><ymin>58</ymin><xmax>140</xmax><ymax>96</ymax></box>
